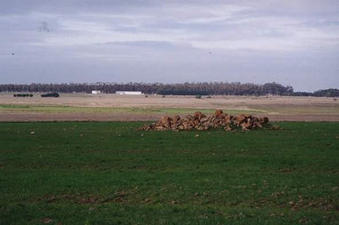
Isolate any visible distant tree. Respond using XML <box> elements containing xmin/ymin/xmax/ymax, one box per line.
<box><xmin>263</xmin><ymin>82</ymin><xmax>293</xmax><ymax>95</ymax></box>
<box><xmin>292</xmin><ymin>91</ymin><xmax>313</xmax><ymax>96</ymax></box>
<box><xmin>313</xmin><ymin>89</ymin><xmax>339</xmax><ymax>97</ymax></box>
<box><xmin>0</xmin><ymin>82</ymin><xmax>326</xmax><ymax>97</ymax></box>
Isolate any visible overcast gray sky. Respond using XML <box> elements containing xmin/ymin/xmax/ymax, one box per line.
<box><xmin>0</xmin><ymin>0</ymin><xmax>338</xmax><ymax>91</ymax></box>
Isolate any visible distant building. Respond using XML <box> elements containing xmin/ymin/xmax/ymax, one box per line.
<box><xmin>116</xmin><ymin>91</ymin><xmax>143</xmax><ymax>95</ymax></box>
<box><xmin>91</xmin><ymin>90</ymin><xmax>101</xmax><ymax>94</ymax></box>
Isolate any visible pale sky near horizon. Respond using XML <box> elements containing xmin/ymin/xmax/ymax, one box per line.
<box><xmin>0</xmin><ymin>0</ymin><xmax>338</xmax><ymax>91</ymax></box>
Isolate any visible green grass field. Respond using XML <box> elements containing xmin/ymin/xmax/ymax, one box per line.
<box><xmin>0</xmin><ymin>122</ymin><xmax>338</xmax><ymax>225</ymax></box>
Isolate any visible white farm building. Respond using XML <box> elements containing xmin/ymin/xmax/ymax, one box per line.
<box><xmin>116</xmin><ymin>91</ymin><xmax>143</xmax><ymax>95</ymax></box>
<box><xmin>91</xmin><ymin>90</ymin><xmax>101</xmax><ymax>94</ymax></box>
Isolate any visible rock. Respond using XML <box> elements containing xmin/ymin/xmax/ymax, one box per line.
<box><xmin>140</xmin><ymin>110</ymin><xmax>270</xmax><ymax>132</ymax></box>
<box><xmin>194</xmin><ymin>111</ymin><xmax>206</xmax><ymax>120</ymax></box>
<box><xmin>215</xmin><ymin>109</ymin><xmax>223</xmax><ymax>117</ymax></box>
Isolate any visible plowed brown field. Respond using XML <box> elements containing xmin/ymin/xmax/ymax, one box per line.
<box><xmin>1</xmin><ymin>93</ymin><xmax>338</xmax><ymax>121</ymax></box>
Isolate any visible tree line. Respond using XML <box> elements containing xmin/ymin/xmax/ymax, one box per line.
<box><xmin>0</xmin><ymin>82</ymin><xmax>338</xmax><ymax>97</ymax></box>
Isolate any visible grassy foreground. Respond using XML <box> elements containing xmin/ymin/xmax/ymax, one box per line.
<box><xmin>0</xmin><ymin>122</ymin><xmax>338</xmax><ymax>225</ymax></box>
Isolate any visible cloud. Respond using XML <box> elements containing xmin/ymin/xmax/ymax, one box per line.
<box><xmin>0</xmin><ymin>0</ymin><xmax>338</xmax><ymax>90</ymax></box>
<box><xmin>21</xmin><ymin>10</ymin><xmax>338</xmax><ymax>53</ymax></box>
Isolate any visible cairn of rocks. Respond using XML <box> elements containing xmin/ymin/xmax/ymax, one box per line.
<box><xmin>140</xmin><ymin>110</ymin><xmax>269</xmax><ymax>131</ymax></box>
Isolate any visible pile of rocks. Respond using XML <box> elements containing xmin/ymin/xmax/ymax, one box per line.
<box><xmin>140</xmin><ymin>110</ymin><xmax>269</xmax><ymax>131</ymax></box>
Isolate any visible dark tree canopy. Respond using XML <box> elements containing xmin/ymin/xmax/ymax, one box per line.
<box><xmin>0</xmin><ymin>82</ymin><xmax>294</xmax><ymax>96</ymax></box>
<box><xmin>313</xmin><ymin>89</ymin><xmax>339</xmax><ymax>97</ymax></box>
<box><xmin>0</xmin><ymin>82</ymin><xmax>337</xmax><ymax>97</ymax></box>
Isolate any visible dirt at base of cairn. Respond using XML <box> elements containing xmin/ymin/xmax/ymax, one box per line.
<box><xmin>140</xmin><ymin>110</ymin><xmax>270</xmax><ymax>131</ymax></box>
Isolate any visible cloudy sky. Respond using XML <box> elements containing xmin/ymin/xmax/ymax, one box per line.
<box><xmin>0</xmin><ymin>0</ymin><xmax>338</xmax><ymax>91</ymax></box>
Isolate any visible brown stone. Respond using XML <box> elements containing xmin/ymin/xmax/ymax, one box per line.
<box><xmin>140</xmin><ymin>111</ymin><xmax>270</xmax><ymax>132</ymax></box>
<box><xmin>194</xmin><ymin>111</ymin><xmax>206</xmax><ymax>120</ymax></box>
<box><xmin>215</xmin><ymin>109</ymin><xmax>224</xmax><ymax>118</ymax></box>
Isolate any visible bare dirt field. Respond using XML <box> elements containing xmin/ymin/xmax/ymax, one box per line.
<box><xmin>1</xmin><ymin>93</ymin><xmax>338</xmax><ymax>121</ymax></box>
